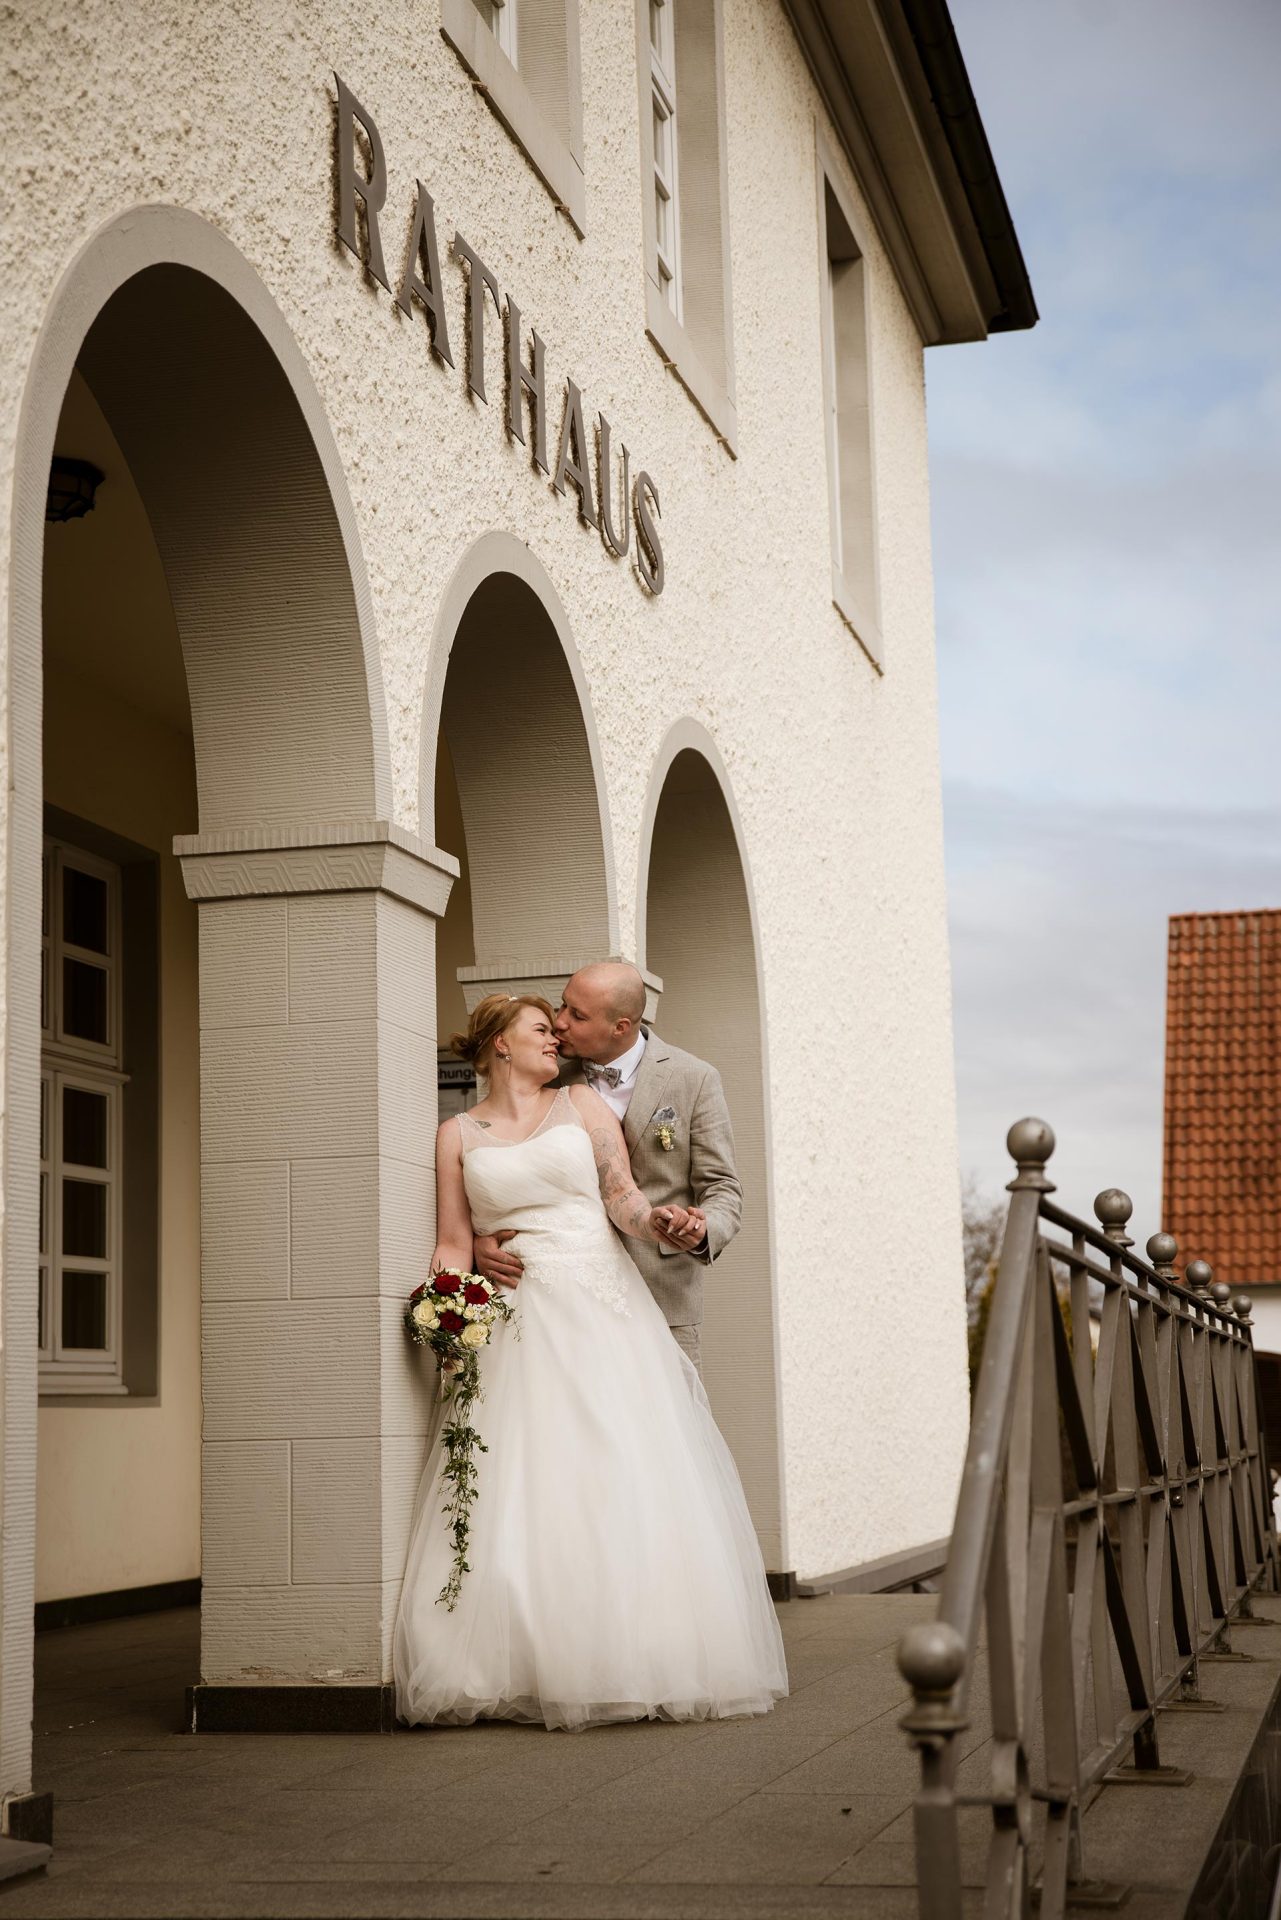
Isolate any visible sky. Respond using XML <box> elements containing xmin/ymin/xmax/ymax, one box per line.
<box><xmin>928</xmin><ymin>1</ymin><xmax>1281</xmax><ymax>1240</ymax></box>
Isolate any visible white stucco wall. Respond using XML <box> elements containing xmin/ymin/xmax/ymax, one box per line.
<box><xmin>1246</xmin><ymin>1293</ymin><xmax>1281</xmax><ymax>1358</ymax></box>
<box><xmin>1</xmin><ymin>0</ymin><xmax>970</xmax><ymax>1582</ymax></box>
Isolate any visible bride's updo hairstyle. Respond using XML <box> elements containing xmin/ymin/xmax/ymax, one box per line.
<box><xmin>450</xmin><ymin>993</ymin><xmax>556</xmax><ymax>1074</ymax></box>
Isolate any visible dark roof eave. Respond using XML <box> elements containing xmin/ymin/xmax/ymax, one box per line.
<box><xmin>895</xmin><ymin>0</ymin><xmax>1038</xmax><ymax>333</ymax></box>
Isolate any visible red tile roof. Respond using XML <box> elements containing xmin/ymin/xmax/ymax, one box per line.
<box><xmin>1163</xmin><ymin>909</ymin><xmax>1281</xmax><ymax>1286</ymax></box>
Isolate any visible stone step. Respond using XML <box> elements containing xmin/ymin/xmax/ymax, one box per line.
<box><xmin>0</xmin><ymin>1835</ymin><xmax>51</xmax><ymax>1883</ymax></box>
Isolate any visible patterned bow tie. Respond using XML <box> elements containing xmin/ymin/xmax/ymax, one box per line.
<box><xmin>583</xmin><ymin>1061</ymin><xmax>624</xmax><ymax>1089</ymax></box>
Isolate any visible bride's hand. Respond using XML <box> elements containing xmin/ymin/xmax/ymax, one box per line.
<box><xmin>651</xmin><ymin>1205</ymin><xmax>692</xmax><ymax>1248</ymax></box>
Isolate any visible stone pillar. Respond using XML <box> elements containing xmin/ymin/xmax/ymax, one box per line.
<box><xmin>176</xmin><ymin>823</ymin><xmax>457</xmax><ymax>1731</ymax></box>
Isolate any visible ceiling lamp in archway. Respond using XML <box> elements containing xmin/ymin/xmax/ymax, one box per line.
<box><xmin>46</xmin><ymin>456</ymin><xmax>103</xmax><ymax>524</ymax></box>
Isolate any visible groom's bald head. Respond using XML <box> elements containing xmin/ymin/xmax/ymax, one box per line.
<box><xmin>577</xmin><ymin>962</ymin><xmax>646</xmax><ymax>1024</ymax></box>
<box><xmin>555</xmin><ymin>962</ymin><xmax>647</xmax><ymax>1062</ymax></box>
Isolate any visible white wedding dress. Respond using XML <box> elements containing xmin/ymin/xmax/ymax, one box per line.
<box><xmin>393</xmin><ymin>1088</ymin><xmax>788</xmax><ymax>1730</ymax></box>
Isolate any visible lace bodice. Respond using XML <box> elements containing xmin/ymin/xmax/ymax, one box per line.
<box><xmin>459</xmin><ymin>1088</ymin><xmax>632</xmax><ymax>1316</ymax></box>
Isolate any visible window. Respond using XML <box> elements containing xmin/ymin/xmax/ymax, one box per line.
<box><xmin>818</xmin><ymin>140</ymin><xmax>882</xmax><ymax>668</ymax></box>
<box><xmin>649</xmin><ymin>1</ymin><xmax>680</xmax><ymax>315</ymax></box>
<box><xmin>473</xmin><ymin>0</ymin><xmax>516</xmax><ymax>61</ymax></box>
<box><xmin>635</xmin><ymin>0</ymin><xmax>736</xmax><ymax>451</ymax></box>
<box><xmin>40</xmin><ymin>839</ymin><xmax>127</xmax><ymax>1393</ymax></box>
<box><xmin>443</xmin><ymin>0</ymin><xmax>586</xmax><ymax>235</ymax></box>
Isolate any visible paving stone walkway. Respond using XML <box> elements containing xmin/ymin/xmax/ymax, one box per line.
<box><xmin>4</xmin><ymin>1596</ymin><xmax>949</xmax><ymax>1918</ymax></box>
<box><xmin>4</xmin><ymin>1596</ymin><xmax>1279</xmax><ymax>1917</ymax></box>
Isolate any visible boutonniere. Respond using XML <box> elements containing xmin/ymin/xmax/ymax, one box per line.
<box><xmin>653</xmin><ymin>1106</ymin><xmax>678</xmax><ymax>1152</ymax></box>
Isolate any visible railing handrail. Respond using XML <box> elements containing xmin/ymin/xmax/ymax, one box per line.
<box><xmin>897</xmin><ymin>1117</ymin><xmax>1278</xmax><ymax>1920</ymax></box>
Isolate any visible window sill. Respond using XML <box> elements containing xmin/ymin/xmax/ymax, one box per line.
<box><xmin>644</xmin><ymin>280</ymin><xmax>738</xmax><ymax>457</ymax></box>
<box><xmin>39</xmin><ymin>1378</ymin><xmax>128</xmax><ymax>1401</ymax></box>
<box><xmin>832</xmin><ymin>566</ymin><xmax>884</xmax><ymax>673</ymax></box>
<box><xmin>441</xmin><ymin>0</ymin><xmax>586</xmax><ymax>236</ymax></box>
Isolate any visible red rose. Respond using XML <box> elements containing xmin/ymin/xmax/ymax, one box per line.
<box><xmin>409</xmin><ymin>1283</ymin><xmax>428</xmax><ymax>1303</ymax></box>
<box><xmin>438</xmin><ymin>1309</ymin><xmax>465</xmax><ymax>1334</ymax></box>
<box><xmin>463</xmin><ymin>1282</ymin><xmax>490</xmax><ymax>1304</ymax></box>
<box><xmin>434</xmin><ymin>1274</ymin><xmax>461</xmax><ymax>1294</ymax></box>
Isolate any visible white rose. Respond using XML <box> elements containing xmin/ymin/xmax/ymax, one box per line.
<box><xmin>460</xmin><ymin>1322</ymin><xmax>489</xmax><ymax>1349</ymax></box>
<box><xmin>411</xmin><ymin>1301</ymin><xmax>435</xmax><ymax>1328</ymax></box>
<box><xmin>462</xmin><ymin>1302</ymin><xmax>481</xmax><ymax>1322</ymax></box>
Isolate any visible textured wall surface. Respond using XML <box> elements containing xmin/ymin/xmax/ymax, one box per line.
<box><xmin>0</xmin><ymin>0</ymin><xmax>971</xmax><ymax>1584</ymax></box>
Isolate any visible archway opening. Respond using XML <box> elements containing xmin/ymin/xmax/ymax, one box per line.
<box><xmin>644</xmin><ymin>748</ymin><xmax>782</xmax><ymax>1569</ymax></box>
<box><xmin>27</xmin><ymin>253</ymin><xmax>386</xmax><ymax>1743</ymax></box>
<box><xmin>432</xmin><ymin>565</ymin><xmax>612</xmax><ymax>1107</ymax></box>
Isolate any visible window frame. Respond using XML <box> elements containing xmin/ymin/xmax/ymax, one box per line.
<box><xmin>479</xmin><ymin>0</ymin><xmax>517</xmax><ymax>62</ymax></box>
<box><xmin>442</xmin><ymin>0</ymin><xmax>586</xmax><ymax>237</ymax></box>
<box><xmin>39</xmin><ymin>835</ymin><xmax>128</xmax><ymax>1395</ymax></box>
<box><xmin>634</xmin><ymin>0</ymin><xmax>738</xmax><ymax>454</ymax></box>
<box><xmin>43</xmin><ymin>839</ymin><xmax>122</xmax><ymax>1067</ymax></box>
<box><xmin>649</xmin><ymin>0</ymin><xmax>682</xmax><ymax>319</ymax></box>
<box><xmin>816</xmin><ymin>127</ymin><xmax>884</xmax><ymax>671</ymax></box>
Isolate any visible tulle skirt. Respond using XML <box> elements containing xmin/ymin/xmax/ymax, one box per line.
<box><xmin>392</xmin><ymin>1248</ymin><xmax>788</xmax><ymax>1731</ymax></box>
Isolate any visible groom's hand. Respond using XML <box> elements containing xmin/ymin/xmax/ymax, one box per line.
<box><xmin>475</xmin><ymin>1230</ymin><xmax>524</xmax><ymax>1288</ymax></box>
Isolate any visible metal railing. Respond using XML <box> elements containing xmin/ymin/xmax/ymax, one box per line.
<box><xmin>897</xmin><ymin>1119</ymin><xmax>1280</xmax><ymax>1918</ymax></box>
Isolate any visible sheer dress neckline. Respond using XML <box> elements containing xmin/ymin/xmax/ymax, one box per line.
<box><xmin>457</xmin><ymin>1085</ymin><xmax>579</xmax><ymax>1152</ymax></box>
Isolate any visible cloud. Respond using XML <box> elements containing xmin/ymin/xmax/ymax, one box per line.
<box><xmin>933</xmin><ymin>4</ymin><xmax>1281</xmax><ymax>1251</ymax></box>
<box><xmin>946</xmin><ymin>787</ymin><xmax>1281</xmax><ymax>1237</ymax></box>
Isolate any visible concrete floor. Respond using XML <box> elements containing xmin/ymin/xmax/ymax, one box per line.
<box><xmin>2</xmin><ymin>1596</ymin><xmax>1279</xmax><ymax>1918</ymax></box>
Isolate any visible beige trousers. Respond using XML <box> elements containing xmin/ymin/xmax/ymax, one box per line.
<box><xmin>669</xmin><ymin>1322</ymin><xmax>702</xmax><ymax>1375</ymax></box>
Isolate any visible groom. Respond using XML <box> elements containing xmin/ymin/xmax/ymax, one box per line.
<box><xmin>474</xmin><ymin>961</ymin><xmax>742</xmax><ymax>1373</ymax></box>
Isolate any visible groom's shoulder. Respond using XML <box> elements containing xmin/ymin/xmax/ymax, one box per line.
<box><xmin>644</xmin><ymin>1031</ymin><xmax>719</xmax><ymax>1085</ymax></box>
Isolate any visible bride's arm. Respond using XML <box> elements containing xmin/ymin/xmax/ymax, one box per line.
<box><xmin>569</xmin><ymin>1086</ymin><xmax>685</xmax><ymax>1244</ymax></box>
<box><xmin>431</xmin><ymin>1118</ymin><xmax>476</xmax><ymax>1273</ymax></box>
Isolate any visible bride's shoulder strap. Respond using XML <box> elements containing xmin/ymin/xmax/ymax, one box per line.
<box><xmin>456</xmin><ymin>1107</ymin><xmax>490</xmax><ymax>1152</ymax></box>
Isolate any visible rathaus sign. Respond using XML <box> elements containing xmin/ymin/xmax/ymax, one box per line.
<box><xmin>334</xmin><ymin>75</ymin><xmax>666</xmax><ymax>594</ymax></box>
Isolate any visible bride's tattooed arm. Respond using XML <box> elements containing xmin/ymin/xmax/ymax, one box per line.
<box><xmin>572</xmin><ymin>1087</ymin><xmax>689</xmax><ymax>1244</ymax></box>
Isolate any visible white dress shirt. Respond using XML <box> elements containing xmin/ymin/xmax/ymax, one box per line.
<box><xmin>586</xmin><ymin>1030</ymin><xmax>647</xmax><ymax>1123</ymax></box>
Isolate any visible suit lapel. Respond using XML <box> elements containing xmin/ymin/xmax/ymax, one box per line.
<box><xmin>624</xmin><ymin>1032</ymin><xmax>673</xmax><ymax>1154</ymax></box>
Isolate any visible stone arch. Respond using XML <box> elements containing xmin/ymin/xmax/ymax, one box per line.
<box><xmin>637</xmin><ymin>721</ymin><xmax>786</xmax><ymax>1572</ymax></box>
<box><xmin>11</xmin><ymin>205</ymin><xmax>392</xmax><ymax>832</ymax></box>
<box><xmin>421</xmin><ymin>533</ymin><xmax>617</xmax><ymax>1028</ymax></box>
<box><xmin>1</xmin><ymin>207</ymin><xmax>394</xmax><ymax>1791</ymax></box>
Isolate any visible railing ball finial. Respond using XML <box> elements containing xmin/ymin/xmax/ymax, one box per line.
<box><xmin>1094</xmin><ymin>1188</ymin><xmax>1134</xmax><ymax>1249</ymax></box>
<box><xmin>1185</xmin><ymin>1259</ymin><xmax>1213</xmax><ymax>1300</ymax></box>
<box><xmin>898</xmin><ymin>1620</ymin><xmax>965</xmax><ymax>1696</ymax></box>
<box><xmin>1211</xmin><ymin>1280</ymin><xmax>1233</xmax><ymax>1314</ymax></box>
<box><xmin>897</xmin><ymin>1621</ymin><xmax>968</xmax><ymax>1747</ymax></box>
<box><xmin>1005</xmin><ymin>1118</ymin><xmax>1056</xmax><ymax>1194</ymax></box>
<box><xmin>1234</xmin><ymin>1294</ymin><xmax>1253</xmax><ymax>1325</ymax></box>
<box><xmin>1147</xmin><ymin>1232</ymin><xmax>1178</xmax><ymax>1278</ymax></box>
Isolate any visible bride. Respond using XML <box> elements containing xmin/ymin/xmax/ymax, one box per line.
<box><xmin>393</xmin><ymin>991</ymin><xmax>788</xmax><ymax>1731</ymax></box>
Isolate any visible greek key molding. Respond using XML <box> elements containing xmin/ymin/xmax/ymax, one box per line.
<box><xmin>175</xmin><ymin>821</ymin><xmax>458</xmax><ymax>918</ymax></box>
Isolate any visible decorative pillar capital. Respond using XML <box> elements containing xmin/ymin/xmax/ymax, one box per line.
<box><xmin>174</xmin><ymin>820</ymin><xmax>459</xmax><ymax>918</ymax></box>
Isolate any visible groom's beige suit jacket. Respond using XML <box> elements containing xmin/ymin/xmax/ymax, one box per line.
<box><xmin>564</xmin><ymin>1031</ymin><xmax>742</xmax><ymax>1328</ymax></box>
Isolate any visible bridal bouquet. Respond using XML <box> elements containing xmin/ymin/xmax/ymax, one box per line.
<box><xmin>404</xmin><ymin>1271</ymin><xmax>516</xmax><ymax>1610</ymax></box>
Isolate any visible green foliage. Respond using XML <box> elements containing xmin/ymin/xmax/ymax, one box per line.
<box><xmin>436</xmin><ymin>1354</ymin><xmax>488</xmax><ymax>1611</ymax></box>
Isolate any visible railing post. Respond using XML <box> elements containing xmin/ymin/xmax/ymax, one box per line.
<box><xmin>898</xmin><ymin>1623</ymin><xmax>967</xmax><ymax>1920</ymax></box>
